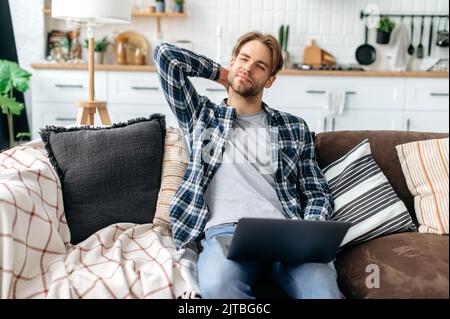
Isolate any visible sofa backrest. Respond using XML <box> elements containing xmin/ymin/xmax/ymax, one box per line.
<box><xmin>314</xmin><ymin>130</ymin><xmax>449</xmax><ymax>226</ymax></box>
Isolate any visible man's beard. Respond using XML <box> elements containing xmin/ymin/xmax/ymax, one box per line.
<box><xmin>228</xmin><ymin>71</ymin><xmax>264</xmax><ymax>97</ymax></box>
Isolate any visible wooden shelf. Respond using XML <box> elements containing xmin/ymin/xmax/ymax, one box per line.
<box><xmin>43</xmin><ymin>8</ymin><xmax>187</xmax><ymax>18</ymax></box>
<box><xmin>30</xmin><ymin>63</ymin><xmax>450</xmax><ymax>78</ymax></box>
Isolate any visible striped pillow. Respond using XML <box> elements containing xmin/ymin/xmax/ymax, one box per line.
<box><xmin>323</xmin><ymin>139</ymin><xmax>416</xmax><ymax>247</ymax></box>
<box><xmin>396</xmin><ymin>138</ymin><xmax>449</xmax><ymax>235</ymax></box>
<box><xmin>154</xmin><ymin>127</ymin><xmax>189</xmax><ymax>228</ymax></box>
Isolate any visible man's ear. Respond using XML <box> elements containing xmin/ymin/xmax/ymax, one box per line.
<box><xmin>265</xmin><ymin>75</ymin><xmax>276</xmax><ymax>89</ymax></box>
<box><xmin>229</xmin><ymin>56</ymin><xmax>235</xmax><ymax>67</ymax></box>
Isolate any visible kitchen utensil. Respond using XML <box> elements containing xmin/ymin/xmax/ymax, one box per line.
<box><xmin>417</xmin><ymin>16</ymin><xmax>425</xmax><ymax>59</ymax></box>
<box><xmin>407</xmin><ymin>17</ymin><xmax>415</xmax><ymax>55</ymax></box>
<box><xmin>428</xmin><ymin>17</ymin><xmax>434</xmax><ymax>56</ymax></box>
<box><xmin>436</xmin><ymin>17</ymin><xmax>449</xmax><ymax>47</ymax></box>
<box><xmin>355</xmin><ymin>24</ymin><xmax>376</xmax><ymax>65</ymax></box>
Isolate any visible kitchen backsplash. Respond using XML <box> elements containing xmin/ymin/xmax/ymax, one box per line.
<box><xmin>11</xmin><ymin>0</ymin><xmax>450</xmax><ymax>70</ymax></box>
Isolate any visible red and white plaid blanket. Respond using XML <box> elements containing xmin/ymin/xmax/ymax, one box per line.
<box><xmin>0</xmin><ymin>142</ymin><xmax>200</xmax><ymax>299</ymax></box>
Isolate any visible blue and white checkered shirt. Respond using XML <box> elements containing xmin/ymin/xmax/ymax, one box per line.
<box><xmin>154</xmin><ymin>43</ymin><xmax>334</xmax><ymax>250</ymax></box>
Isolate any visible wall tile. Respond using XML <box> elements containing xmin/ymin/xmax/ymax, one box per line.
<box><xmin>24</xmin><ymin>0</ymin><xmax>447</xmax><ymax>68</ymax></box>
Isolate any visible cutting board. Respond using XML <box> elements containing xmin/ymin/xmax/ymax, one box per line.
<box><xmin>303</xmin><ymin>39</ymin><xmax>336</xmax><ymax>67</ymax></box>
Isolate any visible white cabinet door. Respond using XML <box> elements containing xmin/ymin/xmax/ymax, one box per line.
<box><xmin>32</xmin><ymin>70</ymin><xmax>107</xmax><ymax>102</ymax></box>
<box><xmin>405</xmin><ymin>78</ymin><xmax>450</xmax><ymax>111</ymax></box>
<box><xmin>108</xmin><ymin>72</ymin><xmax>166</xmax><ymax>105</ymax></box>
<box><xmin>404</xmin><ymin>111</ymin><xmax>449</xmax><ymax>133</ymax></box>
<box><xmin>32</xmin><ymin>102</ymin><xmax>79</xmax><ymax>139</ymax></box>
<box><xmin>266</xmin><ymin>75</ymin><xmax>405</xmax><ymax>110</ymax></box>
<box><xmin>108</xmin><ymin>104</ymin><xmax>179</xmax><ymax>128</ymax></box>
<box><xmin>330</xmin><ymin>110</ymin><xmax>404</xmax><ymax>131</ymax></box>
<box><xmin>190</xmin><ymin>77</ymin><xmax>228</xmax><ymax>104</ymax></box>
<box><xmin>277</xmin><ymin>107</ymin><xmax>328</xmax><ymax>133</ymax></box>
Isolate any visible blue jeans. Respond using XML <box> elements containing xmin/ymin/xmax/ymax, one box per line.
<box><xmin>197</xmin><ymin>223</ymin><xmax>342</xmax><ymax>299</ymax></box>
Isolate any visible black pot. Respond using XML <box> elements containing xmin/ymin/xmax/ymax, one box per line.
<box><xmin>174</xmin><ymin>4</ymin><xmax>183</xmax><ymax>13</ymax></box>
<box><xmin>376</xmin><ymin>30</ymin><xmax>391</xmax><ymax>44</ymax></box>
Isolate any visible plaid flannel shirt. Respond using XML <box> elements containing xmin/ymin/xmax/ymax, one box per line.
<box><xmin>154</xmin><ymin>43</ymin><xmax>334</xmax><ymax>250</ymax></box>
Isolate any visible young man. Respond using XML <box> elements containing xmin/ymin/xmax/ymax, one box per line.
<box><xmin>154</xmin><ymin>32</ymin><xmax>341</xmax><ymax>299</ymax></box>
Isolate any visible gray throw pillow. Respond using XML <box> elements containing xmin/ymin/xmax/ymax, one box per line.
<box><xmin>40</xmin><ymin>115</ymin><xmax>165</xmax><ymax>244</ymax></box>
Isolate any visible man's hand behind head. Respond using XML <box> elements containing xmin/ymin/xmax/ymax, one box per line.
<box><xmin>217</xmin><ymin>66</ymin><xmax>230</xmax><ymax>91</ymax></box>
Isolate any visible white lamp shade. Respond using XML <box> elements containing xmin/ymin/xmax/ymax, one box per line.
<box><xmin>52</xmin><ymin>0</ymin><xmax>132</xmax><ymax>24</ymax></box>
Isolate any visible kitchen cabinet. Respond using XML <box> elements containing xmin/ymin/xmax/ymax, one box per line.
<box><xmin>31</xmin><ymin>70</ymin><xmax>179</xmax><ymax>139</ymax></box>
<box><xmin>404</xmin><ymin>78</ymin><xmax>449</xmax><ymax>111</ymax></box>
<box><xmin>403</xmin><ymin>111</ymin><xmax>449</xmax><ymax>133</ymax></box>
<box><xmin>266</xmin><ymin>76</ymin><xmax>405</xmax><ymax>110</ymax></box>
<box><xmin>30</xmin><ymin>68</ymin><xmax>449</xmax><ymax>139</ymax></box>
<box><xmin>265</xmin><ymin>75</ymin><xmax>406</xmax><ymax>133</ymax></box>
<box><xmin>402</xmin><ymin>78</ymin><xmax>449</xmax><ymax>133</ymax></box>
<box><xmin>328</xmin><ymin>110</ymin><xmax>404</xmax><ymax>131</ymax></box>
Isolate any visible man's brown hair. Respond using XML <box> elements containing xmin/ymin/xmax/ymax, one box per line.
<box><xmin>232</xmin><ymin>31</ymin><xmax>284</xmax><ymax>77</ymax></box>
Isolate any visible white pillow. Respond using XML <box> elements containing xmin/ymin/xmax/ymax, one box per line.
<box><xmin>323</xmin><ymin>139</ymin><xmax>417</xmax><ymax>247</ymax></box>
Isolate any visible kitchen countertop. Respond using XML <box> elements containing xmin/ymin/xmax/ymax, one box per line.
<box><xmin>31</xmin><ymin>63</ymin><xmax>449</xmax><ymax>78</ymax></box>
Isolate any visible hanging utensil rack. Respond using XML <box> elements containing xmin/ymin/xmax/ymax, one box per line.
<box><xmin>360</xmin><ymin>11</ymin><xmax>448</xmax><ymax>20</ymax></box>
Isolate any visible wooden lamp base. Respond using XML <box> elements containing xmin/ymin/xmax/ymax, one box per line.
<box><xmin>76</xmin><ymin>100</ymin><xmax>112</xmax><ymax>126</ymax></box>
<box><xmin>75</xmin><ymin>29</ymin><xmax>112</xmax><ymax>127</ymax></box>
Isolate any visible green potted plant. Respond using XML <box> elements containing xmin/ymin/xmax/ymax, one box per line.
<box><xmin>84</xmin><ymin>36</ymin><xmax>110</xmax><ymax>64</ymax></box>
<box><xmin>376</xmin><ymin>17</ymin><xmax>395</xmax><ymax>44</ymax></box>
<box><xmin>278</xmin><ymin>24</ymin><xmax>290</xmax><ymax>69</ymax></box>
<box><xmin>155</xmin><ymin>0</ymin><xmax>165</xmax><ymax>13</ymax></box>
<box><xmin>173</xmin><ymin>0</ymin><xmax>184</xmax><ymax>13</ymax></box>
<box><xmin>0</xmin><ymin>60</ymin><xmax>31</xmax><ymax>149</ymax></box>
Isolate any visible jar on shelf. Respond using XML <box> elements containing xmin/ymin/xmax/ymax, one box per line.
<box><xmin>116</xmin><ymin>35</ymin><xmax>129</xmax><ymax>65</ymax></box>
<box><xmin>134</xmin><ymin>47</ymin><xmax>146</xmax><ymax>65</ymax></box>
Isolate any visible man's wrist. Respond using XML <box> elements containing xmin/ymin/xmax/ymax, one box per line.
<box><xmin>217</xmin><ymin>67</ymin><xmax>230</xmax><ymax>90</ymax></box>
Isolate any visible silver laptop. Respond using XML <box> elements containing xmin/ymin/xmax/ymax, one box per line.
<box><xmin>219</xmin><ymin>218</ymin><xmax>351</xmax><ymax>264</ymax></box>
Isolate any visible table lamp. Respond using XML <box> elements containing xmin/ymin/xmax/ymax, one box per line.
<box><xmin>52</xmin><ymin>0</ymin><xmax>132</xmax><ymax>126</ymax></box>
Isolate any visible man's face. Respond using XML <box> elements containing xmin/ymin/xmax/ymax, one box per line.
<box><xmin>228</xmin><ymin>40</ymin><xmax>276</xmax><ymax>97</ymax></box>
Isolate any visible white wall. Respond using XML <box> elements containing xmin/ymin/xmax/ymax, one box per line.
<box><xmin>8</xmin><ymin>0</ymin><xmax>45</xmax><ymax>123</ymax></box>
<box><xmin>43</xmin><ymin>0</ymin><xmax>449</xmax><ymax>67</ymax></box>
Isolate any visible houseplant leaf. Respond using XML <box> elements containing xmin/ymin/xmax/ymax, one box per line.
<box><xmin>0</xmin><ymin>95</ymin><xmax>24</xmax><ymax>115</ymax></box>
<box><xmin>10</xmin><ymin>62</ymin><xmax>32</xmax><ymax>92</ymax></box>
<box><xmin>0</xmin><ymin>60</ymin><xmax>13</xmax><ymax>94</ymax></box>
<box><xmin>0</xmin><ymin>60</ymin><xmax>31</xmax><ymax>93</ymax></box>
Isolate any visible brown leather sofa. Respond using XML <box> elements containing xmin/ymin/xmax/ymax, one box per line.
<box><xmin>254</xmin><ymin>130</ymin><xmax>449</xmax><ymax>299</ymax></box>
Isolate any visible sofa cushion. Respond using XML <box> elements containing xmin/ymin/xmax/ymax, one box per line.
<box><xmin>315</xmin><ymin>131</ymin><xmax>449</xmax><ymax>226</ymax></box>
<box><xmin>154</xmin><ymin>127</ymin><xmax>189</xmax><ymax>228</ymax></box>
<box><xmin>396</xmin><ymin>138</ymin><xmax>449</xmax><ymax>234</ymax></box>
<box><xmin>335</xmin><ymin>232</ymin><xmax>449</xmax><ymax>299</ymax></box>
<box><xmin>39</xmin><ymin>115</ymin><xmax>165</xmax><ymax>244</ymax></box>
<box><xmin>323</xmin><ymin>139</ymin><xmax>416</xmax><ymax>247</ymax></box>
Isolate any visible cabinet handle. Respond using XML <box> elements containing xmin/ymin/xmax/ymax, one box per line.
<box><xmin>306</xmin><ymin>90</ymin><xmax>326</xmax><ymax>94</ymax></box>
<box><xmin>55</xmin><ymin>117</ymin><xmax>76</xmax><ymax>122</ymax></box>
<box><xmin>430</xmin><ymin>92</ymin><xmax>449</xmax><ymax>97</ymax></box>
<box><xmin>332</xmin><ymin>117</ymin><xmax>336</xmax><ymax>131</ymax></box>
<box><xmin>323</xmin><ymin>117</ymin><xmax>327</xmax><ymax>131</ymax></box>
<box><xmin>55</xmin><ymin>84</ymin><xmax>84</xmax><ymax>89</ymax></box>
<box><xmin>205</xmin><ymin>88</ymin><xmax>227</xmax><ymax>92</ymax></box>
<box><xmin>306</xmin><ymin>90</ymin><xmax>356</xmax><ymax>95</ymax></box>
<box><xmin>406</xmin><ymin>118</ymin><xmax>411</xmax><ymax>131</ymax></box>
<box><xmin>131</xmin><ymin>86</ymin><xmax>159</xmax><ymax>91</ymax></box>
